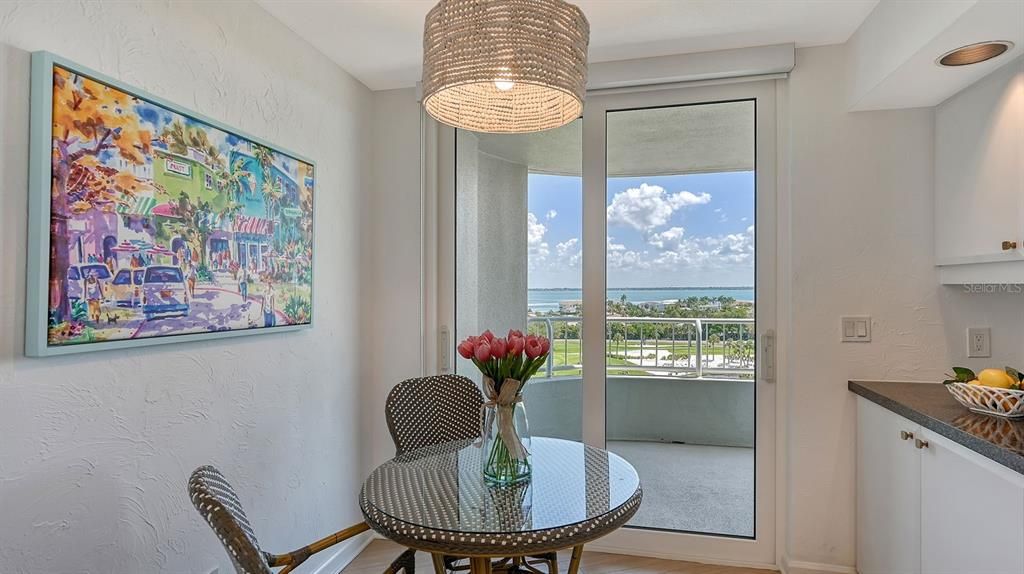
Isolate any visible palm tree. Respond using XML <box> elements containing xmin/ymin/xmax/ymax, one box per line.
<box><xmin>162</xmin><ymin>120</ymin><xmax>224</xmax><ymax>169</ymax></box>
<box><xmin>252</xmin><ymin>144</ymin><xmax>274</xmax><ymax>176</ymax></box>
<box><xmin>261</xmin><ymin>177</ymin><xmax>283</xmax><ymax>222</ymax></box>
<box><xmin>217</xmin><ymin>158</ymin><xmax>251</xmax><ymax>202</ymax></box>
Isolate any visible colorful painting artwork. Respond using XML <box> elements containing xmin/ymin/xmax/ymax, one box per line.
<box><xmin>26</xmin><ymin>53</ymin><xmax>314</xmax><ymax>356</ymax></box>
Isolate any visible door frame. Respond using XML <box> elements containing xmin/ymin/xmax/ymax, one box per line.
<box><xmin>429</xmin><ymin>78</ymin><xmax>784</xmax><ymax>569</ymax></box>
<box><xmin>580</xmin><ymin>80</ymin><xmax>778</xmax><ymax>568</ymax></box>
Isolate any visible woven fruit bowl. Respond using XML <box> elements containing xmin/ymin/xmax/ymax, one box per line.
<box><xmin>946</xmin><ymin>383</ymin><xmax>1024</xmax><ymax>418</ymax></box>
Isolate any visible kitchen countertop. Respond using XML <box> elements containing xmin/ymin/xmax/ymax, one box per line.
<box><xmin>849</xmin><ymin>380</ymin><xmax>1024</xmax><ymax>475</ymax></box>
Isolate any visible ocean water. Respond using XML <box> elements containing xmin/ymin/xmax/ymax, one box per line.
<box><xmin>528</xmin><ymin>287</ymin><xmax>755</xmax><ymax>312</ymax></box>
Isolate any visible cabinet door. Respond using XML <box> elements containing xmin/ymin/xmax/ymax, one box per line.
<box><xmin>920</xmin><ymin>429</ymin><xmax>1024</xmax><ymax>574</ymax></box>
<box><xmin>934</xmin><ymin>57</ymin><xmax>1024</xmax><ymax>265</ymax></box>
<box><xmin>857</xmin><ymin>398</ymin><xmax>921</xmax><ymax>574</ymax></box>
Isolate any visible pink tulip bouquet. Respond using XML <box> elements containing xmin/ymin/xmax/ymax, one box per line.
<box><xmin>458</xmin><ymin>329</ymin><xmax>550</xmax><ymax>485</ymax></box>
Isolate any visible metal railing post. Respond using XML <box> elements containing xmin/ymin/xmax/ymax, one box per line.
<box><xmin>545</xmin><ymin>318</ymin><xmax>554</xmax><ymax>378</ymax></box>
<box><xmin>695</xmin><ymin>319</ymin><xmax>704</xmax><ymax>379</ymax></box>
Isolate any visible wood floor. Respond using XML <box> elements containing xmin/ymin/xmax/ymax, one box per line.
<box><xmin>342</xmin><ymin>540</ymin><xmax>774</xmax><ymax>574</ymax></box>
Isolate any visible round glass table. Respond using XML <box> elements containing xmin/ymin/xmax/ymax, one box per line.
<box><xmin>360</xmin><ymin>437</ymin><xmax>643</xmax><ymax>574</ymax></box>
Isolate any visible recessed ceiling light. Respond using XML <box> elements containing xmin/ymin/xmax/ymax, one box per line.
<box><xmin>937</xmin><ymin>41</ymin><xmax>1014</xmax><ymax>67</ymax></box>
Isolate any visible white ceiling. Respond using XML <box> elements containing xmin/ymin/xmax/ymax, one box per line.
<box><xmin>257</xmin><ymin>0</ymin><xmax>880</xmax><ymax>91</ymax></box>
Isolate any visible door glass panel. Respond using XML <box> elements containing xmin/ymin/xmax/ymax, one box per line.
<box><xmin>454</xmin><ymin>120</ymin><xmax>582</xmax><ymax>440</ymax></box>
<box><xmin>605</xmin><ymin>101</ymin><xmax>756</xmax><ymax>537</ymax></box>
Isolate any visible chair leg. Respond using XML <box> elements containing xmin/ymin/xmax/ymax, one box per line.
<box><xmin>404</xmin><ymin>549</ymin><xmax>416</xmax><ymax>574</ymax></box>
<box><xmin>385</xmin><ymin>549</ymin><xmax>417</xmax><ymax>574</ymax></box>
<box><xmin>431</xmin><ymin>553</ymin><xmax>447</xmax><ymax>574</ymax></box>
<box><xmin>565</xmin><ymin>546</ymin><xmax>583</xmax><ymax>574</ymax></box>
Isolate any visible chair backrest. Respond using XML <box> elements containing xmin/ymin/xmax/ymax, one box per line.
<box><xmin>188</xmin><ymin>465</ymin><xmax>273</xmax><ymax>574</ymax></box>
<box><xmin>386</xmin><ymin>374</ymin><xmax>484</xmax><ymax>455</ymax></box>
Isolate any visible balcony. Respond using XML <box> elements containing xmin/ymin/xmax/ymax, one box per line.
<box><xmin>523</xmin><ymin>316</ymin><xmax>755</xmax><ymax>537</ymax></box>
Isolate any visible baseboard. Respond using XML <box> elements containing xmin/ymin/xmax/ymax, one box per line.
<box><xmin>779</xmin><ymin>554</ymin><xmax>857</xmax><ymax>574</ymax></box>
<box><xmin>307</xmin><ymin>530</ymin><xmax>375</xmax><ymax>574</ymax></box>
<box><xmin>586</xmin><ymin>539</ymin><xmax>778</xmax><ymax>571</ymax></box>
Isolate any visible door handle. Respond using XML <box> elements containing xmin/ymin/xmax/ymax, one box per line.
<box><xmin>915</xmin><ymin>438</ymin><xmax>929</xmax><ymax>449</ymax></box>
<box><xmin>900</xmin><ymin>430</ymin><xmax>914</xmax><ymax>441</ymax></box>
<box><xmin>761</xmin><ymin>329</ymin><xmax>775</xmax><ymax>383</ymax></box>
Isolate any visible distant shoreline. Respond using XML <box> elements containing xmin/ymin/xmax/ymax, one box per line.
<box><xmin>528</xmin><ymin>287</ymin><xmax>756</xmax><ymax>309</ymax></box>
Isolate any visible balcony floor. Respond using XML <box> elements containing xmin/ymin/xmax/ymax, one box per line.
<box><xmin>607</xmin><ymin>441</ymin><xmax>754</xmax><ymax>538</ymax></box>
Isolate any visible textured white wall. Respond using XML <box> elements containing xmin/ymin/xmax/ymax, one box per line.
<box><xmin>785</xmin><ymin>44</ymin><xmax>1024</xmax><ymax>572</ymax></box>
<box><xmin>362</xmin><ymin>87</ymin><xmax>424</xmax><ymax>472</ymax></box>
<box><xmin>0</xmin><ymin>2</ymin><xmax>373</xmax><ymax>573</ymax></box>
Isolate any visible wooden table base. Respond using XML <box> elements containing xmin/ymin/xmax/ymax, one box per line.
<box><xmin>452</xmin><ymin>545</ymin><xmax>584</xmax><ymax>574</ymax></box>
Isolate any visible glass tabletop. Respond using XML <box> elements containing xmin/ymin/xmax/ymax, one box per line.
<box><xmin>361</xmin><ymin>437</ymin><xmax>641</xmax><ymax>535</ymax></box>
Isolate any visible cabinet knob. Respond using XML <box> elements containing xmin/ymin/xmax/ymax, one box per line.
<box><xmin>900</xmin><ymin>430</ymin><xmax>915</xmax><ymax>441</ymax></box>
<box><xmin>915</xmin><ymin>438</ymin><xmax>929</xmax><ymax>449</ymax></box>
<box><xmin>1002</xmin><ymin>241</ymin><xmax>1018</xmax><ymax>251</ymax></box>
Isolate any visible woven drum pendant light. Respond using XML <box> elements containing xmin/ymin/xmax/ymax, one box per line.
<box><xmin>421</xmin><ymin>0</ymin><xmax>590</xmax><ymax>134</ymax></box>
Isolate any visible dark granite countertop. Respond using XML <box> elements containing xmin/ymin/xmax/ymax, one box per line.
<box><xmin>849</xmin><ymin>380</ymin><xmax>1024</xmax><ymax>475</ymax></box>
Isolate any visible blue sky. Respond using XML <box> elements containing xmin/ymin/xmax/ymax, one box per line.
<box><xmin>526</xmin><ymin>171</ymin><xmax>755</xmax><ymax>289</ymax></box>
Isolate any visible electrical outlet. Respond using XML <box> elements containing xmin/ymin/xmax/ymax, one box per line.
<box><xmin>967</xmin><ymin>327</ymin><xmax>991</xmax><ymax>358</ymax></box>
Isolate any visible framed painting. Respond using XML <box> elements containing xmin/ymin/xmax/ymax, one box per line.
<box><xmin>26</xmin><ymin>51</ymin><xmax>314</xmax><ymax>356</ymax></box>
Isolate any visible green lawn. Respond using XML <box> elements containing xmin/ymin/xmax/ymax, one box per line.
<box><xmin>539</xmin><ymin>338</ymin><xmax>752</xmax><ymax>378</ymax></box>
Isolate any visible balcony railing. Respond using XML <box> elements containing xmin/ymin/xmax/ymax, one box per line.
<box><xmin>527</xmin><ymin>315</ymin><xmax>755</xmax><ymax>380</ymax></box>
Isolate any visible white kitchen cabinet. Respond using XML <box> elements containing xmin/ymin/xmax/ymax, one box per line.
<box><xmin>919</xmin><ymin>429</ymin><xmax>1024</xmax><ymax>574</ymax></box>
<box><xmin>933</xmin><ymin>56</ymin><xmax>1024</xmax><ymax>284</ymax></box>
<box><xmin>857</xmin><ymin>398</ymin><xmax>921</xmax><ymax>574</ymax></box>
<box><xmin>856</xmin><ymin>397</ymin><xmax>1024</xmax><ymax>574</ymax></box>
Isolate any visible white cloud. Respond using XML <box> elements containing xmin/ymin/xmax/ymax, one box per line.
<box><xmin>648</xmin><ymin>226</ymin><xmax>685</xmax><ymax>249</ymax></box>
<box><xmin>606</xmin><ymin>183</ymin><xmax>711</xmax><ymax>231</ymax></box>
<box><xmin>607</xmin><ymin>225</ymin><xmax>756</xmax><ymax>274</ymax></box>
<box><xmin>556</xmin><ymin>237</ymin><xmax>578</xmax><ymax>255</ymax></box>
<box><xmin>527</xmin><ymin>212</ymin><xmax>550</xmax><ymax>268</ymax></box>
<box><xmin>546</xmin><ymin>209</ymin><xmax>558</xmax><ymax>220</ymax></box>
<box><xmin>608</xmin><ymin>247</ymin><xmax>651</xmax><ymax>271</ymax></box>
<box><xmin>555</xmin><ymin>237</ymin><xmax>580</xmax><ymax>268</ymax></box>
<box><xmin>656</xmin><ymin>225</ymin><xmax>754</xmax><ymax>269</ymax></box>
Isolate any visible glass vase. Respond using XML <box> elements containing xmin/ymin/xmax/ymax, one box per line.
<box><xmin>481</xmin><ymin>402</ymin><xmax>532</xmax><ymax>486</ymax></box>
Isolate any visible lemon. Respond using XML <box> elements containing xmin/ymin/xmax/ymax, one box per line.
<box><xmin>968</xmin><ymin>379</ymin><xmax>982</xmax><ymax>385</ymax></box>
<box><xmin>977</xmin><ymin>368</ymin><xmax>1016</xmax><ymax>389</ymax></box>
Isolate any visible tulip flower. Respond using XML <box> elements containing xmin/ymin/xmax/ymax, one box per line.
<box><xmin>490</xmin><ymin>337</ymin><xmax>508</xmax><ymax>359</ymax></box>
<box><xmin>457</xmin><ymin>339</ymin><xmax>475</xmax><ymax>359</ymax></box>
<box><xmin>508</xmin><ymin>334</ymin><xmax>525</xmax><ymax>356</ymax></box>
<box><xmin>463</xmin><ymin>329</ymin><xmax>550</xmax><ymax>396</ymax></box>
<box><xmin>524</xmin><ymin>337</ymin><xmax>543</xmax><ymax>359</ymax></box>
<box><xmin>474</xmin><ymin>340</ymin><xmax>492</xmax><ymax>362</ymax></box>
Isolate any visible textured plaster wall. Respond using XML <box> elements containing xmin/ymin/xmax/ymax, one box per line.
<box><xmin>0</xmin><ymin>2</ymin><xmax>373</xmax><ymax>573</ymax></box>
<box><xmin>454</xmin><ymin>133</ymin><xmax>529</xmax><ymax>379</ymax></box>
<box><xmin>362</xmin><ymin>87</ymin><xmax>423</xmax><ymax>473</ymax></box>
<box><xmin>785</xmin><ymin>44</ymin><xmax>1024</xmax><ymax>571</ymax></box>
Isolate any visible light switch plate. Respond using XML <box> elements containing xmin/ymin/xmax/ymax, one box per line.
<box><xmin>841</xmin><ymin>316</ymin><xmax>871</xmax><ymax>342</ymax></box>
<box><xmin>967</xmin><ymin>327</ymin><xmax>991</xmax><ymax>358</ymax></box>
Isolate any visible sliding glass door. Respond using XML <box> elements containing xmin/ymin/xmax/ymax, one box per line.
<box><xmin>440</xmin><ymin>79</ymin><xmax>777</xmax><ymax>566</ymax></box>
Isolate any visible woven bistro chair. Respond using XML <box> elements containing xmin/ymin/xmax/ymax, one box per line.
<box><xmin>189</xmin><ymin>465</ymin><xmax>415</xmax><ymax>574</ymax></box>
<box><xmin>385</xmin><ymin>375</ymin><xmax>558</xmax><ymax>574</ymax></box>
